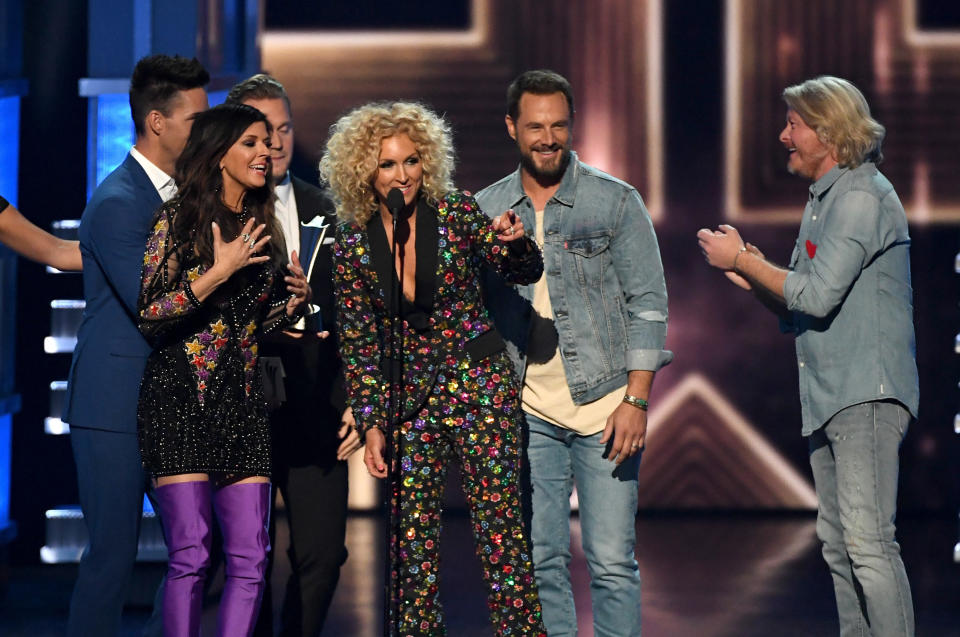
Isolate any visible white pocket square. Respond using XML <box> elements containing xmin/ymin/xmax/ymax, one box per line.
<box><xmin>302</xmin><ymin>215</ymin><xmax>330</xmax><ymax>229</ymax></box>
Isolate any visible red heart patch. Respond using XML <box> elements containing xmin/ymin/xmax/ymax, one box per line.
<box><xmin>806</xmin><ymin>240</ymin><xmax>817</xmax><ymax>259</ymax></box>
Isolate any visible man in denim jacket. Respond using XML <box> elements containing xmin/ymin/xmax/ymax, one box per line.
<box><xmin>477</xmin><ymin>69</ymin><xmax>672</xmax><ymax>637</ymax></box>
<box><xmin>699</xmin><ymin>76</ymin><xmax>917</xmax><ymax>637</ymax></box>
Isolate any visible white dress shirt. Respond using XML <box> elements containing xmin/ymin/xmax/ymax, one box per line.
<box><xmin>130</xmin><ymin>146</ymin><xmax>177</xmax><ymax>202</ymax></box>
<box><xmin>274</xmin><ymin>173</ymin><xmax>300</xmax><ymax>261</ymax></box>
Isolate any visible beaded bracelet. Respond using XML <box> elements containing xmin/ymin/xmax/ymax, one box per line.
<box><xmin>622</xmin><ymin>394</ymin><xmax>649</xmax><ymax>411</ymax></box>
<box><xmin>182</xmin><ymin>281</ymin><xmax>203</xmax><ymax>309</ymax></box>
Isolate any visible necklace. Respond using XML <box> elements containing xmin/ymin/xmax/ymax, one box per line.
<box><xmin>228</xmin><ymin>203</ymin><xmax>254</xmax><ymax>228</ymax></box>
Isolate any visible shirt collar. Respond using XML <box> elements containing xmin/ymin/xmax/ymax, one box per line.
<box><xmin>504</xmin><ymin>150</ymin><xmax>580</xmax><ymax>208</ymax></box>
<box><xmin>809</xmin><ymin>163</ymin><xmax>847</xmax><ymax>201</ymax></box>
<box><xmin>129</xmin><ymin>146</ymin><xmax>176</xmax><ymax>199</ymax></box>
<box><xmin>275</xmin><ymin>172</ymin><xmax>293</xmax><ymax>206</ymax></box>
<box><xmin>552</xmin><ymin>150</ymin><xmax>580</xmax><ymax>207</ymax></box>
<box><xmin>502</xmin><ymin>168</ymin><xmax>528</xmax><ymax>209</ymax></box>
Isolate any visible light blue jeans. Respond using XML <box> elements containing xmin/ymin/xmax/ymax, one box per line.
<box><xmin>525</xmin><ymin>413</ymin><xmax>642</xmax><ymax>637</ymax></box>
<box><xmin>808</xmin><ymin>401</ymin><xmax>914</xmax><ymax>637</ymax></box>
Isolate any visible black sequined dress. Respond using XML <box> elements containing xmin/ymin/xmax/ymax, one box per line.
<box><xmin>136</xmin><ymin>204</ymin><xmax>294</xmax><ymax>478</ymax></box>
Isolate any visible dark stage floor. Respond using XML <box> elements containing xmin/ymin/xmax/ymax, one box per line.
<box><xmin>1</xmin><ymin>514</ymin><xmax>958</xmax><ymax>636</ymax></box>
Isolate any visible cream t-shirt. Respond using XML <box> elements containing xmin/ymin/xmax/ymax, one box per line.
<box><xmin>521</xmin><ymin>209</ymin><xmax>626</xmax><ymax>435</ymax></box>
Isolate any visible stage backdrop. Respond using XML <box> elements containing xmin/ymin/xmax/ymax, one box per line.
<box><xmin>259</xmin><ymin>0</ymin><xmax>959</xmax><ymax>512</ymax></box>
<box><xmin>8</xmin><ymin>0</ymin><xmax>959</xmax><ymax>567</ymax></box>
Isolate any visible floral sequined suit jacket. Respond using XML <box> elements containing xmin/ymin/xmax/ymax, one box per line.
<box><xmin>333</xmin><ymin>190</ymin><xmax>543</xmax><ymax>434</ymax></box>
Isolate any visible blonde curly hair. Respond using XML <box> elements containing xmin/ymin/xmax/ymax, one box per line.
<box><xmin>319</xmin><ymin>101</ymin><xmax>455</xmax><ymax>226</ymax></box>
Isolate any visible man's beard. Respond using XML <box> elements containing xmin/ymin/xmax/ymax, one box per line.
<box><xmin>519</xmin><ymin>144</ymin><xmax>571</xmax><ymax>183</ymax></box>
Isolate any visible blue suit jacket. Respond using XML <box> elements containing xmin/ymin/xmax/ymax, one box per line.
<box><xmin>64</xmin><ymin>153</ymin><xmax>161</xmax><ymax>432</ymax></box>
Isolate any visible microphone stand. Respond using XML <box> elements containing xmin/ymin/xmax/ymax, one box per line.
<box><xmin>383</xmin><ymin>188</ymin><xmax>406</xmax><ymax>637</ymax></box>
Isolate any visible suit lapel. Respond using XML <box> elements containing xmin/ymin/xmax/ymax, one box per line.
<box><xmin>415</xmin><ymin>198</ymin><xmax>438</xmax><ymax>314</ymax></box>
<box><xmin>366</xmin><ymin>198</ymin><xmax>442</xmax><ymax>318</ymax></box>
<box><xmin>123</xmin><ymin>154</ymin><xmax>163</xmax><ymax>212</ymax></box>
<box><xmin>299</xmin><ymin>224</ymin><xmax>323</xmax><ymax>282</ymax></box>
<box><xmin>367</xmin><ymin>215</ymin><xmax>395</xmax><ymax>314</ymax></box>
<box><xmin>291</xmin><ymin>176</ymin><xmax>335</xmax><ymax>283</ymax></box>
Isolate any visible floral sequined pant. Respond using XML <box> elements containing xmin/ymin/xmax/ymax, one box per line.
<box><xmin>386</xmin><ymin>380</ymin><xmax>546</xmax><ymax>636</ymax></box>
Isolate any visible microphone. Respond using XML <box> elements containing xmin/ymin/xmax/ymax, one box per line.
<box><xmin>386</xmin><ymin>188</ymin><xmax>405</xmax><ymax>218</ymax></box>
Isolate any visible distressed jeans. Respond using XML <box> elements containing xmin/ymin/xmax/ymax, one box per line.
<box><xmin>808</xmin><ymin>401</ymin><xmax>914</xmax><ymax>637</ymax></box>
<box><xmin>525</xmin><ymin>413</ymin><xmax>642</xmax><ymax>637</ymax></box>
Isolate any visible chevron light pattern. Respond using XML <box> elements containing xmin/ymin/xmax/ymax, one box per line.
<box><xmin>640</xmin><ymin>373</ymin><xmax>817</xmax><ymax>509</ymax></box>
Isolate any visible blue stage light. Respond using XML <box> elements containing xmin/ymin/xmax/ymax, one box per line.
<box><xmin>0</xmin><ymin>95</ymin><xmax>20</xmax><ymax>544</ymax></box>
<box><xmin>0</xmin><ymin>413</ymin><xmax>13</xmax><ymax>540</ymax></box>
<box><xmin>86</xmin><ymin>89</ymin><xmax>229</xmax><ymax>199</ymax></box>
<box><xmin>87</xmin><ymin>92</ymin><xmax>135</xmax><ymax>199</ymax></box>
<box><xmin>209</xmin><ymin>89</ymin><xmax>227</xmax><ymax>106</ymax></box>
<box><xmin>0</xmin><ymin>97</ymin><xmax>21</xmax><ymax>206</ymax></box>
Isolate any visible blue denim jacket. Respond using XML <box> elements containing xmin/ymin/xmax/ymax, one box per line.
<box><xmin>782</xmin><ymin>162</ymin><xmax>919</xmax><ymax>435</ymax></box>
<box><xmin>476</xmin><ymin>152</ymin><xmax>672</xmax><ymax>404</ymax></box>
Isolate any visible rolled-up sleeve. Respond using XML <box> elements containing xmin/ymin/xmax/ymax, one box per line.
<box><xmin>611</xmin><ymin>189</ymin><xmax>673</xmax><ymax>371</ymax></box>
<box><xmin>784</xmin><ymin>190</ymin><xmax>886</xmax><ymax>319</ymax></box>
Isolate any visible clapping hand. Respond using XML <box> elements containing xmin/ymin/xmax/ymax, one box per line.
<box><xmin>697</xmin><ymin>225</ymin><xmax>766</xmax><ymax>291</ymax></box>
<box><xmin>696</xmin><ymin>224</ymin><xmax>745</xmax><ymax>270</ymax></box>
<box><xmin>723</xmin><ymin>242</ymin><xmax>764</xmax><ymax>290</ymax></box>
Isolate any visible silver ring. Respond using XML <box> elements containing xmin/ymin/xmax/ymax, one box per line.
<box><xmin>508</xmin><ymin>226</ymin><xmax>515</xmax><ymax>235</ymax></box>
<box><xmin>241</xmin><ymin>233</ymin><xmax>251</xmax><ymax>243</ymax></box>
<box><xmin>248</xmin><ymin>242</ymin><xmax>256</xmax><ymax>251</ymax></box>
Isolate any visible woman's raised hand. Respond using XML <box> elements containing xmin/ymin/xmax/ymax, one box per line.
<box><xmin>211</xmin><ymin>217</ymin><xmax>271</xmax><ymax>278</ymax></box>
<box><xmin>492</xmin><ymin>209</ymin><xmax>526</xmax><ymax>242</ymax></box>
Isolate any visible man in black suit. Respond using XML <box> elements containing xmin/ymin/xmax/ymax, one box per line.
<box><xmin>226</xmin><ymin>74</ymin><xmax>359</xmax><ymax>637</ymax></box>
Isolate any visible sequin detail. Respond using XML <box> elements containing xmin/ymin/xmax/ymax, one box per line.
<box><xmin>334</xmin><ymin>190</ymin><xmax>542</xmax><ymax>436</ymax></box>
<box><xmin>385</xmin><ymin>371</ymin><xmax>545</xmax><ymax>636</ymax></box>
<box><xmin>333</xmin><ymin>191</ymin><xmax>545</xmax><ymax>635</ymax></box>
<box><xmin>136</xmin><ymin>204</ymin><xmax>296</xmax><ymax>478</ymax></box>
<box><xmin>183</xmin><ymin>319</ymin><xmax>230</xmax><ymax>404</ymax></box>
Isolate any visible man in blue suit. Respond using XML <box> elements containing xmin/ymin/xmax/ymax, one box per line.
<box><xmin>64</xmin><ymin>54</ymin><xmax>209</xmax><ymax>637</ymax></box>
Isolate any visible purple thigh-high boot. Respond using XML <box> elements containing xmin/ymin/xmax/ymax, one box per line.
<box><xmin>212</xmin><ymin>481</ymin><xmax>271</xmax><ymax>637</ymax></box>
<box><xmin>154</xmin><ymin>481</ymin><xmax>213</xmax><ymax>637</ymax></box>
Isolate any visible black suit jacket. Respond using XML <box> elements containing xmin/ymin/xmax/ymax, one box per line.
<box><xmin>333</xmin><ymin>191</ymin><xmax>543</xmax><ymax>434</ymax></box>
<box><xmin>291</xmin><ymin>175</ymin><xmax>337</xmax><ymax>327</ymax></box>
<box><xmin>261</xmin><ymin>175</ymin><xmax>343</xmax><ymax>465</ymax></box>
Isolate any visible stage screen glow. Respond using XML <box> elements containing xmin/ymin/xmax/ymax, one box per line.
<box><xmin>0</xmin><ymin>97</ymin><xmax>21</xmax><ymax>206</ymax></box>
<box><xmin>87</xmin><ymin>89</ymin><xmax>228</xmax><ymax>198</ymax></box>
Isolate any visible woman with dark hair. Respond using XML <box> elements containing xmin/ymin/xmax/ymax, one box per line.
<box><xmin>136</xmin><ymin>103</ymin><xmax>309</xmax><ymax>636</ymax></box>
<box><xmin>321</xmin><ymin>101</ymin><xmax>546</xmax><ymax>636</ymax></box>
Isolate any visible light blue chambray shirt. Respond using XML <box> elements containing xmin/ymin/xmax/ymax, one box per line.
<box><xmin>782</xmin><ymin>162</ymin><xmax>919</xmax><ymax>436</ymax></box>
<box><xmin>476</xmin><ymin>152</ymin><xmax>672</xmax><ymax>405</ymax></box>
